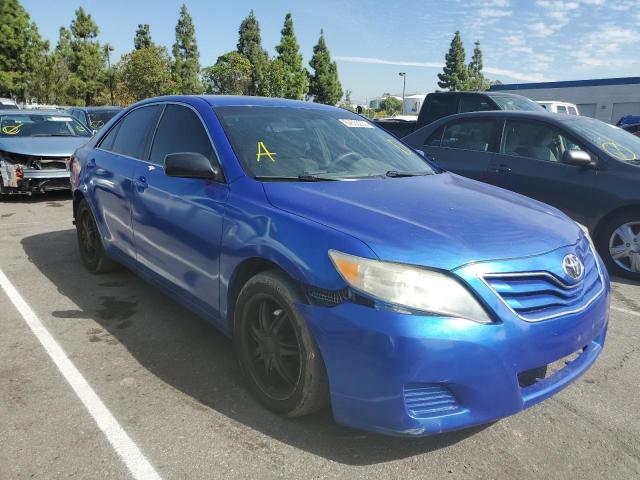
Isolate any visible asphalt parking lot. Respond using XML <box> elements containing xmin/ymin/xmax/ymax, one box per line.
<box><xmin>1</xmin><ymin>192</ymin><xmax>639</xmax><ymax>480</ymax></box>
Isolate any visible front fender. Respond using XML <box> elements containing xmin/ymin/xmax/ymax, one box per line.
<box><xmin>219</xmin><ymin>178</ymin><xmax>376</xmax><ymax>322</ymax></box>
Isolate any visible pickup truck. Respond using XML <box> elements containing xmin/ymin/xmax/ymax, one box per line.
<box><xmin>374</xmin><ymin>91</ymin><xmax>544</xmax><ymax>137</ymax></box>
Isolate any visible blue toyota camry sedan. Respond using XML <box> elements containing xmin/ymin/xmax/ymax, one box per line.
<box><xmin>70</xmin><ymin>96</ymin><xmax>609</xmax><ymax>436</ymax></box>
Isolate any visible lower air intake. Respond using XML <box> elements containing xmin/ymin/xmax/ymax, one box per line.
<box><xmin>403</xmin><ymin>383</ymin><xmax>461</xmax><ymax>418</ymax></box>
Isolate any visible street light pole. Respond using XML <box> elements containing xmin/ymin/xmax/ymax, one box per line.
<box><xmin>104</xmin><ymin>44</ymin><xmax>115</xmax><ymax>105</ymax></box>
<box><xmin>399</xmin><ymin>72</ymin><xmax>406</xmax><ymax>115</ymax></box>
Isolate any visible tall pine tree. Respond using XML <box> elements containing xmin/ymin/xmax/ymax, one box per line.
<box><xmin>308</xmin><ymin>30</ymin><xmax>342</xmax><ymax>105</ymax></box>
<box><xmin>134</xmin><ymin>24</ymin><xmax>153</xmax><ymax>50</ymax></box>
<box><xmin>437</xmin><ymin>31</ymin><xmax>468</xmax><ymax>91</ymax></box>
<box><xmin>467</xmin><ymin>40</ymin><xmax>489</xmax><ymax>91</ymax></box>
<box><xmin>172</xmin><ymin>4</ymin><xmax>202</xmax><ymax>94</ymax></box>
<box><xmin>275</xmin><ymin>13</ymin><xmax>308</xmax><ymax>100</ymax></box>
<box><xmin>0</xmin><ymin>0</ymin><xmax>49</xmax><ymax>102</ymax></box>
<box><xmin>237</xmin><ymin>10</ymin><xmax>269</xmax><ymax>96</ymax></box>
<box><xmin>69</xmin><ymin>7</ymin><xmax>106</xmax><ymax>105</ymax></box>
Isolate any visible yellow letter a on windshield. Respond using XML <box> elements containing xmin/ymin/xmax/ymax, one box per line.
<box><xmin>256</xmin><ymin>141</ymin><xmax>277</xmax><ymax>162</ymax></box>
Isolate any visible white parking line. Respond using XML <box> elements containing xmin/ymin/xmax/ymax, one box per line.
<box><xmin>0</xmin><ymin>268</ymin><xmax>162</xmax><ymax>480</ymax></box>
<box><xmin>611</xmin><ymin>305</ymin><xmax>640</xmax><ymax>317</ymax></box>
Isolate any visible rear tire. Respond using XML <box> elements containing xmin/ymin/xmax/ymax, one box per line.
<box><xmin>234</xmin><ymin>270</ymin><xmax>328</xmax><ymax>417</ymax></box>
<box><xmin>596</xmin><ymin>210</ymin><xmax>640</xmax><ymax>281</ymax></box>
<box><xmin>76</xmin><ymin>198</ymin><xmax>117</xmax><ymax>273</ymax></box>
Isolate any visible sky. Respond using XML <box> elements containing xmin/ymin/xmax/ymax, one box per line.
<box><xmin>21</xmin><ymin>0</ymin><xmax>640</xmax><ymax>104</ymax></box>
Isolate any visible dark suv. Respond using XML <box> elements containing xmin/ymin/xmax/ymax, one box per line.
<box><xmin>375</xmin><ymin>92</ymin><xmax>544</xmax><ymax>137</ymax></box>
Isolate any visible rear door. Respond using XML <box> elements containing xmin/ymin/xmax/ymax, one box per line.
<box><xmin>90</xmin><ymin>104</ymin><xmax>163</xmax><ymax>259</ymax></box>
<box><xmin>131</xmin><ymin>103</ymin><xmax>228</xmax><ymax>319</ymax></box>
<box><xmin>487</xmin><ymin>118</ymin><xmax>597</xmax><ymax>223</ymax></box>
<box><xmin>421</xmin><ymin>117</ymin><xmax>501</xmax><ymax>183</ymax></box>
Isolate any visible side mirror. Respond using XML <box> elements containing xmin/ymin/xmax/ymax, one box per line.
<box><xmin>164</xmin><ymin>152</ymin><xmax>219</xmax><ymax>179</ymax></box>
<box><xmin>562</xmin><ymin>149</ymin><xmax>593</xmax><ymax>167</ymax></box>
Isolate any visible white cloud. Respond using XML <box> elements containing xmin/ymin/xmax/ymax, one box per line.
<box><xmin>479</xmin><ymin>8</ymin><xmax>513</xmax><ymax>17</ymax></box>
<box><xmin>333</xmin><ymin>56</ymin><xmax>546</xmax><ymax>82</ymax></box>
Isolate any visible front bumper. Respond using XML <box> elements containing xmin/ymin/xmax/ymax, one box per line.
<box><xmin>299</xmin><ymin>246</ymin><xmax>610</xmax><ymax>436</ymax></box>
<box><xmin>0</xmin><ymin>166</ymin><xmax>70</xmax><ymax>193</ymax></box>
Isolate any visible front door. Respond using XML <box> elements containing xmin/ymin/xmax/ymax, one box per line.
<box><xmin>487</xmin><ymin>119</ymin><xmax>597</xmax><ymax>224</ymax></box>
<box><xmin>131</xmin><ymin>103</ymin><xmax>229</xmax><ymax>319</ymax></box>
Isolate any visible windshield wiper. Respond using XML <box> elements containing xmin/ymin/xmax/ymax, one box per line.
<box><xmin>254</xmin><ymin>174</ymin><xmax>339</xmax><ymax>182</ymax></box>
<box><xmin>31</xmin><ymin>133</ymin><xmax>74</xmax><ymax>137</ymax></box>
<box><xmin>385</xmin><ymin>170</ymin><xmax>431</xmax><ymax>178</ymax></box>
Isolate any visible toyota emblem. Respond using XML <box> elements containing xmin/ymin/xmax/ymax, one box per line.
<box><xmin>563</xmin><ymin>254</ymin><xmax>584</xmax><ymax>280</ymax></box>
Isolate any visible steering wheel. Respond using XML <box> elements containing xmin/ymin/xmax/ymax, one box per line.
<box><xmin>333</xmin><ymin>151</ymin><xmax>365</xmax><ymax>170</ymax></box>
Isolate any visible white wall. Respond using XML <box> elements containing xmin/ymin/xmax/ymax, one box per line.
<box><xmin>493</xmin><ymin>84</ymin><xmax>640</xmax><ymax>124</ymax></box>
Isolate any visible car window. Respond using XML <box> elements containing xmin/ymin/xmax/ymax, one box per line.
<box><xmin>490</xmin><ymin>95</ymin><xmax>545</xmax><ymax>112</ymax></box>
<box><xmin>216</xmin><ymin>106</ymin><xmax>434</xmax><ymax>179</ymax></box>
<box><xmin>87</xmin><ymin>110</ymin><xmax>121</xmax><ymax>129</ymax></box>
<box><xmin>0</xmin><ymin>113</ymin><xmax>90</xmax><ymax>137</ymax></box>
<box><xmin>501</xmin><ymin>120</ymin><xmax>582</xmax><ymax>162</ymax></box>
<box><xmin>424</xmin><ymin>125</ymin><xmax>445</xmax><ymax>147</ymax></box>
<box><xmin>99</xmin><ymin>123</ymin><xmax>120</xmax><ymax>151</ymax></box>
<box><xmin>107</xmin><ymin>105</ymin><xmax>163</xmax><ymax>159</ymax></box>
<box><xmin>424</xmin><ymin>95</ymin><xmax>457</xmax><ymax>123</ymax></box>
<box><xmin>568</xmin><ymin>107</ymin><xmax>578</xmax><ymax>115</ymax></box>
<box><xmin>149</xmin><ymin>104</ymin><xmax>218</xmax><ymax>169</ymax></box>
<box><xmin>458</xmin><ymin>96</ymin><xmax>493</xmax><ymax>113</ymax></box>
<box><xmin>556</xmin><ymin>105</ymin><xmax>568</xmax><ymax>114</ymax></box>
<box><xmin>440</xmin><ymin>119</ymin><xmax>497</xmax><ymax>152</ymax></box>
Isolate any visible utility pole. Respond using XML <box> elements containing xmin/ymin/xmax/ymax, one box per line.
<box><xmin>104</xmin><ymin>44</ymin><xmax>115</xmax><ymax>105</ymax></box>
<box><xmin>399</xmin><ymin>72</ymin><xmax>406</xmax><ymax>115</ymax></box>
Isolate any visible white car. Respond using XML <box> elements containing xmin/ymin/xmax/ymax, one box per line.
<box><xmin>537</xmin><ymin>101</ymin><xmax>579</xmax><ymax>115</ymax></box>
<box><xmin>0</xmin><ymin>98</ymin><xmax>20</xmax><ymax>110</ymax></box>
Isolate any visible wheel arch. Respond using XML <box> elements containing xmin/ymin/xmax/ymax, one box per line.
<box><xmin>593</xmin><ymin>204</ymin><xmax>640</xmax><ymax>242</ymax></box>
<box><xmin>225</xmin><ymin>257</ymin><xmax>307</xmax><ymax>335</ymax></box>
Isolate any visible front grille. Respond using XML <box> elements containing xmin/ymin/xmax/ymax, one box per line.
<box><xmin>483</xmin><ymin>242</ymin><xmax>603</xmax><ymax>322</ymax></box>
<box><xmin>403</xmin><ymin>383</ymin><xmax>461</xmax><ymax>417</ymax></box>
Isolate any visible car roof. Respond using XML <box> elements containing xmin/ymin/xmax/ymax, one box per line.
<box><xmin>135</xmin><ymin>95</ymin><xmax>337</xmax><ymax>111</ymax></box>
<box><xmin>0</xmin><ymin>109</ymin><xmax>69</xmax><ymax>116</ymax></box>
<box><xmin>73</xmin><ymin>106</ymin><xmax>123</xmax><ymax>111</ymax></box>
<box><xmin>431</xmin><ymin>110</ymin><xmax>563</xmax><ymax>122</ymax></box>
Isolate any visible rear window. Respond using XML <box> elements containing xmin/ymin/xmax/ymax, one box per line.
<box><xmin>556</xmin><ymin>105</ymin><xmax>568</xmax><ymax>114</ymax></box>
<box><xmin>423</xmin><ymin>95</ymin><xmax>457</xmax><ymax>123</ymax></box>
<box><xmin>490</xmin><ymin>95</ymin><xmax>545</xmax><ymax>112</ymax></box>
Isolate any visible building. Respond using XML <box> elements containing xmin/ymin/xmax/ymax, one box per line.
<box><xmin>490</xmin><ymin>77</ymin><xmax>640</xmax><ymax>124</ymax></box>
<box><xmin>403</xmin><ymin>94</ymin><xmax>426</xmax><ymax>115</ymax></box>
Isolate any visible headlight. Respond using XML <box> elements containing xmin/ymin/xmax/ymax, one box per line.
<box><xmin>329</xmin><ymin>250</ymin><xmax>492</xmax><ymax>323</ymax></box>
<box><xmin>575</xmin><ymin>222</ymin><xmax>594</xmax><ymax>246</ymax></box>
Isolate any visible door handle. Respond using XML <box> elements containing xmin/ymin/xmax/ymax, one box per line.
<box><xmin>86</xmin><ymin>159</ymin><xmax>96</xmax><ymax>170</ymax></box>
<box><xmin>135</xmin><ymin>175</ymin><xmax>148</xmax><ymax>192</ymax></box>
<box><xmin>490</xmin><ymin>164</ymin><xmax>512</xmax><ymax>174</ymax></box>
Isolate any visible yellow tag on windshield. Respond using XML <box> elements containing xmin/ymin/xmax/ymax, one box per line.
<box><xmin>2</xmin><ymin>124</ymin><xmax>21</xmax><ymax>135</ymax></box>
<box><xmin>256</xmin><ymin>141</ymin><xmax>277</xmax><ymax>162</ymax></box>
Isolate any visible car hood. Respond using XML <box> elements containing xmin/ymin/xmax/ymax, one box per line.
<box><xmin>263</xmin><ymin>172</ymin><xmax>581</xmax><ymax>271</ymax></box>
<box><xmin>0</xmin><ymin>137</ymin><xmax>89</xmax><ymax>157</ymax></box>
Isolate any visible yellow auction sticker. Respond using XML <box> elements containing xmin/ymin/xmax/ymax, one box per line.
<box><xmin>602</xmin><ymin>141</ymin><xmax>637</xmax><ymax>161</ymax></box>
<box><xmin>256</xmin><ymin>141</ymin><xmax>277</xmax><ymax>162</ymax></box>
<box><xmin>1</xmin><ymin>124</ymin><xmax>22</xmax><ymax>135</ymax></box>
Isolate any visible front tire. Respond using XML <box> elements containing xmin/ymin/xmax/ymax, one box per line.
<box><xmin>76</xmin><ymin>198</ymin><xmax>117</xmax><ymax>273</ymax></box>
<box><xmin>596</xmin><ymin>211</ymin><xmax>640</xmax><ymax>280</ymax></box>
<box><xmin>234</xmin><ymin>271</ymin><xmax>328</xmax><ymax>417</ymax></box>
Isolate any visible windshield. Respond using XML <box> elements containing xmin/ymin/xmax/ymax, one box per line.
<box><xmin>490</xmin><ymin>95</ymin><xmax>545</xmax><ymax>112</ymax></box>
<box><xmin>562</xmin><ymin>116</ymin><xmax>640</xmax><ymax>164</ymax></box>
<box><xmin>215</xmin><ymin>106</ymin><xmax>434</xmax><ymax>179</ymax></box>
<box><xmin>0</xmin><ymin>114</ymin><xmax>91</xmax><ymax>138</ymax></box>
<box><xmin>87</xmin><ymin>110</ymin><xmax>120</xmax><ymax>129</ymax></box>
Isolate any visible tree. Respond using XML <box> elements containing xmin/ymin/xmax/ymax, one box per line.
<box><xmin>237</xmin><ymin>10</ymin><xmax>269</xmax><ymax>96</ymax></box>
<box><xmin>437</xmin><ymin>31</ymin><xmax>468</xmax><ymax>91</ymax></box>
<box><xmin>262</xmin><ymin>58</ymin><xmax>288</xmax><ymax>98</ymax></box>
<box><xmin>68</xmin><ymin>7</ymin><xmax>106</xmax><ymax>105</ymax></box>
<box><xmin>119</xmin><ymin>46</ymin><xmax>174</xmax><ymax>102</ymax></box>
<box><xmin>274</xmin><ymin>13</ymin><xmax>308</xmax><ymax>99</ymax></box>
<box><xmin>134</xmin><ymin>24</ymin><xmax>153</xmax><ymax>50</ymax></box>
<box><xmin>0</xmin><ymin>0</ymin><xmax>49</xmax><ymax>102</ymax></box>
<box><xmin>202</xmin><ymin>51</ymin><xmax>252</xmax><ymax>95</ymax></box>
<box><xmin>308</xmin><ymin>30</ymin><xmax>343</xmax><ymax>105</ymax></box>
<box><xmin>172</xmin><ymin>4</ymin><xmax>202</xmax><ymax>94</ymax></box>
<box><xmin>467</xmin><ymin>40</ymin><xmax>489</xmax><ymax>91</ymax></box>
<box><xmin>379</xmin><ymin>96</ymin><xmax>402</xmax><ymax>115</ymax></box>
<box><xmin>344</xmin><ymin>90</ymin><xmax>352</xmax><ymax>104</ymax></box>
